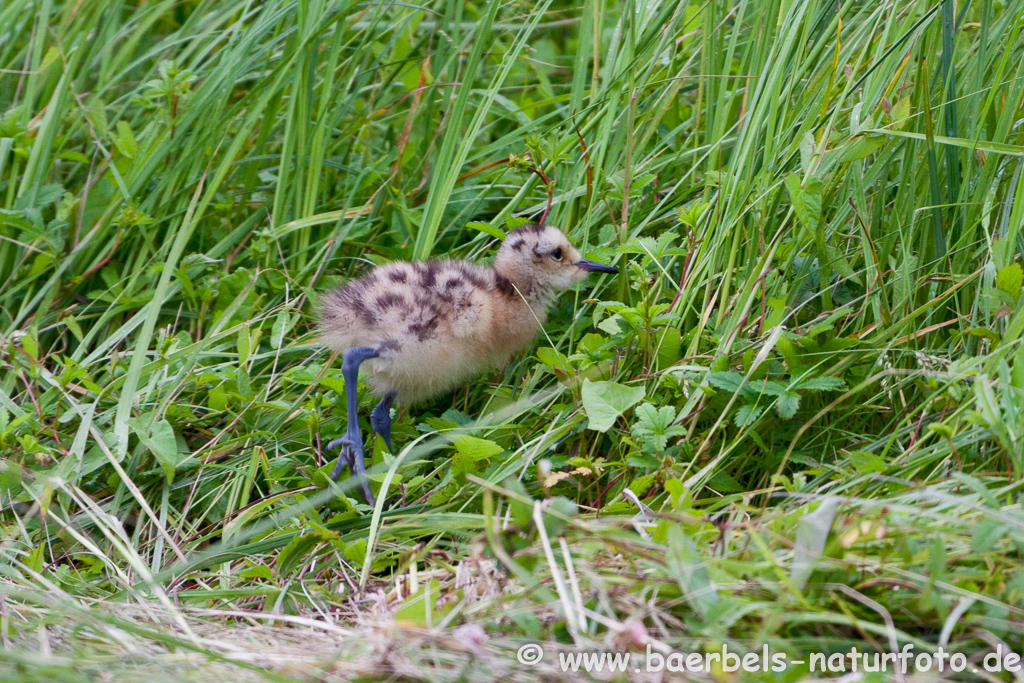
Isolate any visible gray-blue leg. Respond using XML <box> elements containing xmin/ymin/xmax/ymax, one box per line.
<box><xmin>370</xmin><ymin>392</ymin><xmax>396</xmax><ymax>452</ymax></box>
<box><xmin>326</xmin><ymin>347</ymin><xmax>378</xmax><ymax>505</ymax></box>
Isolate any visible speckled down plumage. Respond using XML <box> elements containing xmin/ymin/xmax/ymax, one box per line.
<box><xmin>318</xmin><ymin>225</ymin><xmax>606</xmax><ymax>404</ymax></box>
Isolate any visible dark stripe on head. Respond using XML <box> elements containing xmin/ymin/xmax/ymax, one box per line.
<box><xmin>387</xmin><ymin>269</ymin><xmax>408</xmax><ymax>283</ymax></box>
<box><xmin>507</xmin><ymin>223</ymin><xmax>544</xmax><ymax>236</ymax></box>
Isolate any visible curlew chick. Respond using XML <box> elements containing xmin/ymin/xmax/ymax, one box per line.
<box><xmin>318</xmin><ymin>224</ymin><xmax>618</xmax><ymax>505</ymax></box>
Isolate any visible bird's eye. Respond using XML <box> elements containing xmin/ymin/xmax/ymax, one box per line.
<box><xmin>552</xmin><ymin>248</ymin><xmax>563</xmax><ymax>260</ymax></box>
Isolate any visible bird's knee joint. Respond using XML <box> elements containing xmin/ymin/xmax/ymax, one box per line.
<box><xmin>341</xmin><ymin>347</ymin><xmax>380</xmax><ymax>374</ymax></box>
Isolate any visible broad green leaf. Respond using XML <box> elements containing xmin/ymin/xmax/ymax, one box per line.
<box><xmin>452</xmin><ymin>436</ymin><xmax>502</xmax><ymax>485</ymax></box>
<box><xmin>536</xmin><ymin>347</ymin><xmax>571</xmax><ymax>373</ymax></box>
<box><xmin>706</xmin><ymin>471</ymin><xmax>744</xmax><ymax>492</ymax></box>
<box><xmin>132</xmin><ymin>418</ymin><xmax>181</xmax><ymax>483</ymax></box>
<box><xmin>784</xmin><ymin>173</ymin><xmax>823</xmax><ymax>229</ymax></box>
<box><xmin>765</xmin><ymin>297</ymin><xmax>787</xmax><ymax>329</ymax></box>
<box><xmin>888</xmin><ymin>96</ymin><xmax>911</xmax><ymax>130</ymax></box>
<box><xmin>239</xmin><ymin>565</ymin><xmax>273</xmax><ymax>580</ymax></box>
<box><xmin>395</xmin><ymin>578</ymin><xmax>452</xmax><ymax>627</ymax></box>
<box><xmin>237</xmin><ymin>325</ymin><xmax>251</xmax><ymax>365</ymax></box>
<box><xmin>541</xmin><ymin>496</ymin><xmax>577</xmax><ymax>537</ymax></box>
<box><xmin>502</xmin><ymin>477</ymin><xmax>533</xmax><ymax>529</ymax></box>
<box><xmin>791</xmin><ymin>498</ymin><xmax>839</xmax><ymax>590</ymax></box>
<box><xmin>277</xmin><ymin>531</ymin><xmax>333</xmax><ymax>577</ymax></box>
<box><xmin>581</xmin><ymin>380</ymin><xmax>645</xmax><ymax>432</ymax></box>
<box><xmin>344</xmin><ymin>538</ymin><xmax>367</xmax><ymax>565</ymax></box>
<box><xmin>834</xmin><ymin>135</ymin><xmax>886</xmax><ymax>164</ymax></box>
<box><xmin>654</xmin><ymin>327</ymin><xmax>682</xmax><ymax>369</ymax></box>
<box><xmin>666</xmin><ymin>524</ymin><xmax>720</xmax><ymax>618</ymax></box>
<box><xmin>271</xmin><ymin>310</ymin><xmax>290</xmax><ymax>350</ymax></box>
<box><xmin>776</xmin><ymin>336</ymin><xmax>804</xmax><ymax>374</ymax></box>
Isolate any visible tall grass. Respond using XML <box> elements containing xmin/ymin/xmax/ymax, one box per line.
<box><xmin>2</xmin><ymin>0</ymin><xmax>1024</xmax><ymax>679</ymax></box>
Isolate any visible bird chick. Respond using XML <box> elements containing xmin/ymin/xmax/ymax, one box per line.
<box><xmin>318</xmin><ymin>224</ymin><xmax>617</xmax><ymax>505</ymax></box>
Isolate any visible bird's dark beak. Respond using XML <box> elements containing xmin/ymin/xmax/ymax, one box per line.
<box><xmin>576</xmin><ymin>258</ymin><xmax>618</xmax><ymax>274</ymax></box>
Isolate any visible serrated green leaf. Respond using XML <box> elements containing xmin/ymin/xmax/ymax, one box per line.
<box><xmin>344</xmin><ymin>538</ymin><xmax>366</xmax><ymax>565</ymax></box>
<box><xmin>467</xmin><ymin>220</ymin><xmax>505</xmax><ymax>240</ymax></box>
<box><xmin>319</xmin><ymin>376</ymin><xmax>346</xmax><ymax>395</ymax></box>
<box><xmin>631</xmin><ymin>403</ymin><xmax>686</xmax><ymax>451</ymax></box>
<box><xmin>505</xmin><ymin>215</ymin><xmax>533</xmax><ymax>231</ymax></box>
<box><xmin>64</xmin><ymin>315</ymin><xmax>84</xmax><ymax>343</ymax></box>
<box><xmin>733</xmin><ymin>404</ymin><xmax>763</xmax><ymax>428</ymax></box>
<box><xmin>796</xmin><ymin>376</ymin><xmax>847</xmax><ymax>392</ymax></box>
<box><xmin>707</xmin><ymin>371</ymin><xmax>745</xmax><ymax>393</ymax></box>
<box><xmin>271</xmin><ymin>310</ymin><xmax>290</xmax><ymax>350</ymax></box>
<box><xmin>114</xmin><ymin>120</ymin><xmax>137</xmax><ymax>159</ymax></box>
<box><xmin>997</xmin><ymin>263</ymin><xmax>1023</xmax><ymax>299</ymax></box>
<box><xmin>971</xmin><ymin>517</ymin><xmax>1007</xmax><ymax>553</ymax></box>
<box><xmin>775</xmin><ymin>391</ymin><xmax>801</xmax><ymax>419</ymax></box>
<box><xmin>452</xmin><ymin>435</ymin><xmax>503</xmax><ymax>460</ymax></box>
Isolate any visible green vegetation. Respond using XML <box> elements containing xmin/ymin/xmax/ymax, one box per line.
<box><xmin>2</xmin><ymin>0</ymin><xmax>1024</xmax><ymax>679</ymax></box>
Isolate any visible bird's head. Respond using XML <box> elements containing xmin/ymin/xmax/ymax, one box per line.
<box><xmin>493</xmin><ymin>224</ymin><xmax>617</xmax><ymax>296</ymax></box>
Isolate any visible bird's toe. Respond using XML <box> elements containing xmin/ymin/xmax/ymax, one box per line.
<box><xmin>326</xmin><ymin>436</ymin><xmax>376</xmax><ymax>506</ymax></box>
<box><xmin>328</xmin><ymin>436</ymin><xmax>359</xmax><ymax>480</ymax></box>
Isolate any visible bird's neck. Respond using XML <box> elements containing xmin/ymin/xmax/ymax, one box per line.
<box><xmin>492</xmin><ymin>264</ymin><xmax>555</xmax><ymax>311</ymax></box>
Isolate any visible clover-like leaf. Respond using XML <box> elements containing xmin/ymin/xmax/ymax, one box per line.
<box><xmin>631</xmin><ymin>403</ymin><xmax>687</xmax><ymax>451</ymax></box>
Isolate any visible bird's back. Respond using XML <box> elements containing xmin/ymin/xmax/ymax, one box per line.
<box><xmin>318</xmin><ymin>259</ymin><xmax>539</xmax><ymax>403</ymax></box>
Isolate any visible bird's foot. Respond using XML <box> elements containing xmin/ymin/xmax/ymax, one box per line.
<box><xmin>326</xmin><ymin>435</ymin><xmax>376</xmax><ymax>506</ymax></box>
